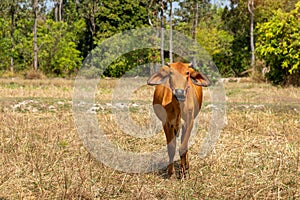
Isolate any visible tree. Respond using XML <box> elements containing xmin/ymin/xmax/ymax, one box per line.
<box><xmin>169</xmin><ymin>0</ymin><xmax>173</xmax><ymax>63</ymax></box>
<box><xmin>248</xmin><ymin>0</ymin><xmax>255</xmax><ymax>68</ymax></box>
<box><xmin>221</xmin><ymin>0</ymin><xmax>251</xmax><ymax>75</ymax></box>
<box><xmin>159</xmin><ymin>0</ymin><xmax>166</xmax><ymax>66</ymax></box>
<box><xmin>196</xmin><ymin>9</ymin><xmax>234</xmax><ymax>76</ymax></box>
<box><xmin>256</xmin><ymin>2</ymin><xmax>300</xmax><ymax>85</ymax></box>
<box><xmin>53</xmin><ymin>0</ymin><xmax>63</xmax><ymax>21</ymax></box>
<box><xmin>192</xmin><ymin>0</ymin><xmax>199</xmax><ymax>42</ymax></box>
<box><xmin>33</xmin><ymin>0</ymin><xmax>39</xmax><ymax>71</ymax></box>
<box><xmin>59</xmin><ymin>0</ymin><xmax>63</xmax><ymax>21</ymax></box>
<box><xmin>174</xmin><ymin>0</ymin><xmax>212</xmax><ymax>65</ymax></box>
<box><xmin>89</xmin><ymin>0</ymin><xmax>150</xmax><ymax>77</ymax></box>
<box><xmin>0</xmin><ymin>15</ymin><xmax>11</xmax><ymax>72</ymax></box>
<box><xmin>192</xmin><ymin>0</ymin><xmax>199</xmax><ymax>65</ymax></box>
<box><xmin>54</xmin><ymin>0</ymin><xmax>58</xmax><ymax>21</ymax></box>
<box><xmin>75</xmin><ymin>0</ymin><xmax>101</xmax><ymax>53</ymax></box>
<box><xmin>0</xmin><ymin>0</ymin><xmax>25</xmax><ymax>73</ymax></box>
<box><xmin>147</xmin><ymin>0</ymin><xmax>158</xmax><ymax>73</ymax></box>
<box><xmin>9</xmin><ymin>0</ymin><xmax>16</xmax><ymax>73</ymax></box>
<box><xmin>147</xmin><ymin>0</ymin><xmax>167</xmax><ymax>65</ymax></box>
<box><xmin>221</xmin><ymin>0</ymin><xmax>300</xmax><ymax>76</ymax></box>
<box><xmin>38</xmin><ymin>19</ymin><xmax>83</xmax><ymax>76</ymax></box>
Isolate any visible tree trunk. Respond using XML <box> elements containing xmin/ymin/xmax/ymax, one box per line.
<box><xmin>147</xmin><ymin>0</ymin><xmax>157</xmax><ymax>73</ymax></box>
<box><xmin>192</xmin><ymin>1</ymin><xmax>199</xmax><ymax>65</ymax></box>
<box><xmin>160</xmin><ymin>1</ymin><xmax>165</xmax><ymax>66</ymax></box>
<box><xmin>59</xmin><ymin>0</ymin><xmax>63</xmax><ymax>21</ymax></box>
<box><xmin>10</xmin><ymin>3</ymin><xmax>15</xmax><ymax>73</ymax></box>
<box><xmin>33</xmin><ymin>0</ymin><xmax>38</xmax><ymax>71</ymax></box>
<box><xmin>54</xmin><ymin>1</ymin><xmax>58</xmax><ymax>21</ymax></box>
<box><xmin>192</xmin><ymin>1</ymin><xmax>198</xmax><ymax>41</ymax></box>
<box><xmin>155</xmin><ymin>10</ymin><xmax>160</xmax><ymax>71</ymax></box>
<box><xmin>147</xmin><ymin>0</ymin><xmax>153</xmax><ymax>26</ymax></box>
<box><xmin>248</xmin><ymin>0</ymin><xmax>255</xmax><ymax>68</ymax></box>
<box><xmin>90</xmin><ymin>2</ymin><xmax>96</xmax><ymax>50</ymax></box>
<box><xmin>169</xmin><ymin>0</ymin><xmax>173</xmax><ymax>63</ymax></box>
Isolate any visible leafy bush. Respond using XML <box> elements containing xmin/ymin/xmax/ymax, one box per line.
<box><xmin>256</xmin><ymin>2</ymin><xmax>300</xmax><ymax>85</ymax></box>
<box><xmin>38</xmin><ymin>19</ymin><xmax>84</xmax><ymax>77</ymax></box>
<box><xmin>0</xmin><ymin>18</ymin><xmax>11</xmax><ymax>71</ymax></box>
<box><xmin>197</xmin><ymin>26</ymin><xmax>234</xmax><ymax>77</ymax></box>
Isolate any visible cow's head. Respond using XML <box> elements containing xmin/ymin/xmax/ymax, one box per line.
<box><xmin>147</xmin><ymin>62</ymin><xmax>210</xmax><ymax>102</ymax></box>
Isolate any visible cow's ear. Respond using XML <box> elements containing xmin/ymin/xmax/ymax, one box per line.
<box><xmin>147</xmin><ymin>67</ymin><xmax>170</xmax><ymax>85</ymax></box>
<box><xmin>190</xmin><ymin>70</ymin><xmax>211</xmax><ymax>87</ymax></box>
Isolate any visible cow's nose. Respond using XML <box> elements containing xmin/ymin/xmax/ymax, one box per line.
<box><xmin>175</xmin><ymin>89</ymin><xmax>184</xmax><ymax>95</ymax></box>
<box><xmin>174</xmin><ymin>89</ymin><xmax>186</xmax><ymax>102</ymax></box>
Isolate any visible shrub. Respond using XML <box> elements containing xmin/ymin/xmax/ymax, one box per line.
<box><xmin>256</xmin><ymin>2</ymin><xmax>300</xmax><ymax>85</ymax></box>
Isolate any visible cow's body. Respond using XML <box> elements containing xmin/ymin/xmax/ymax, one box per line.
<box><xmin>147</xmin><ymin>62</ymin><xmax>210</xmax><ymax>178</ymax></box>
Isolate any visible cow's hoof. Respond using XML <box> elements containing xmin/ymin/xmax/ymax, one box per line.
<box><xmin>179</xmin><ymin>166</ymin><xmax>190</xmax><ymax>180</ymax></box>
<box><xmin>185</xmin><ymin>162</ymin><xmax>189</xmax><ymax>171</ymax></box>
<box><xmin>167</xmin><ymin>163</ymin><xmax>175</xmax><ymax>178</ymax></box>
<box><xmin>178</xmin><ymin>165</ymin><xmax>184</xmax><ymax>178</ymax></box>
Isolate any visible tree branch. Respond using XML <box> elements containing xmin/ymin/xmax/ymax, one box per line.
<box><xmin>248</xmin><ymin>0</ymin><xmax>254</xmax><ymax>15</ymax></box>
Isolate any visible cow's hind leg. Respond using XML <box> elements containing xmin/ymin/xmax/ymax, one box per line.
<box><xmin>164</xmin><ymin>122</ymin><xmax>176</xmax><ymax>178</ymax></box>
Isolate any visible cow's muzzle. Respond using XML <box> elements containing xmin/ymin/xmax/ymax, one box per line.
<box><xmin>173</xmin><ymin>89</ymin><xmax>186</xmax><ymax>102</ymax></box>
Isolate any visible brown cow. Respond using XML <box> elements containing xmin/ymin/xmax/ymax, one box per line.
<box><xmin>147</xmin><ymin>62</ymin><xmax>210</xmax><ymax>178</ymax></box>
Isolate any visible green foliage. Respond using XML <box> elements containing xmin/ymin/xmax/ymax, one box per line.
<box><xmin>256</xmin><ymin>2</ymin><xmax>300</xmax><ymax>85</ymax></box>
<box><xmin>14</xmin><ymin>17</ymin><xmax>34</xmax><ymax>71</ymax></box>
<box><xmin>0</xmin><ymin>6</ymin><xmax>33</xmax><ymax>72</ymax></box>
<box><xmin>103</xmin><ymin>49</ymin><xmax>157</xmax><ymax>77</ymax></box>
<box><xmin>0</xmin><ymin>17</ymin><xmax>11</xmax><ymax>70</ymax></box>
<box><xmin>94</xmin><ymin>0</ymin><xmax>148</xmax><ymax>44</ymax></box>
<box><xmin>0</xmin><ymin>0</ymin><xmax>299</xmax><ymax>83</ymax></box>
<box><xmin>38</xmin><ymin>19</ymin><xmax>83</xmax><ymax>77</ymax></box>
<box><xmin>196</xmin><ymin>10</ymin><xmax>234</xmax><ymax>77</ymax></box>
<box><xmin>103</xmin><ymin>56</ymin><xmax>130</xmax><ymax>77</ymax></box>
<box><xmin>221</xmin><ymin>0</ymin><xmax>251</xmax><ymax>76</ymax></box>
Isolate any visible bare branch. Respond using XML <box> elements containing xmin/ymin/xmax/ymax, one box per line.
<box><xmin>248</xmin><ymin>0</ymin><xmax>254</xmax><ymax>15</ymax></box>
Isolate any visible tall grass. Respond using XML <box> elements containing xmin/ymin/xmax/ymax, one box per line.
<box><xmin>0</xmin><ymin>78</ymin><xmax>299</xmax><ymax>199</ymax></box>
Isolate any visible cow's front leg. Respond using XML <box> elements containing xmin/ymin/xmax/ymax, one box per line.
<box><xmin>179</xmin><ymin>117</ymin><xmax>193</xmax><ymax>178</ymax></box>
<box><xmin>179</xmin><ymin>124</ymin><xmax>189</xmax><ymax>178</ymax></box>
<box><xmin>180</xmin><ymin>150</ymin><xmax>189</xmax><ymax>178</ymax></box>
<box><xmin>164</xmin><ymin>122</ymin><xmax>176</xmax><ymax>178</ymax></box>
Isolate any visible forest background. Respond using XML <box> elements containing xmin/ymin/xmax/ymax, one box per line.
<box><xmin>0</xmin><ymin>0</ymin><xmax>299</xmax><ymax>85</ymax></box>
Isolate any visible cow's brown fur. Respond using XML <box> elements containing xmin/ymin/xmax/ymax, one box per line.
<box><xmin>147</xmin><ymin>62</ymin><xmax>210</xmax><ymax>178</ymax></box>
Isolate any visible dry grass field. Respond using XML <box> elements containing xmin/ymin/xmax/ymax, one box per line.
<box><xmin>0</xmin><ymin>78</ymin><xmax>299</xmax><ymax>199</ymax></box>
